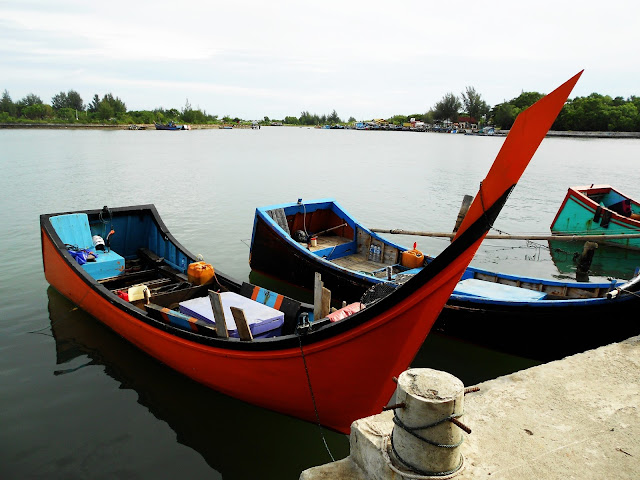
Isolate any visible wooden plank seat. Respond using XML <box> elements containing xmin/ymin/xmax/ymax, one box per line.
<box><xmin>332</xmin><ymin>253</ymin><xmax>384</xmax><ymax>274</ymax></box>
<box><xmin>308</xmin><ymin>235</ymin><xmax>352</xmax><ymax>253</ymax></box>
<box><xmin>101</xmin><ymin>248</ymin><xmax>201</xmax><ymax>309</ymax></box>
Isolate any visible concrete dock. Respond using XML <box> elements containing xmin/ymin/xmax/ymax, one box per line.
<box><xmin>301</xmin><ymin>335</ymin><xmax>639</xmax><ymax>479</ymax></box>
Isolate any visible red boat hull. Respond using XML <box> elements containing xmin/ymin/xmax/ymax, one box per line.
<box><xmin>40</xmin><ymin>72</ymin><xmax>581</xmax><ymax>434</ymax></box>
<box><xmin>43</xmin><ymin>227</ymin><xmax>479</xmax><ymax>433</ymax></box>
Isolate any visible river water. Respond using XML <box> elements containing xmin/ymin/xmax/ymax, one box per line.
<box><xmin>1</xmin><ymin>127</ymin><xmax>639</xmax><ymax>479</ymax></box>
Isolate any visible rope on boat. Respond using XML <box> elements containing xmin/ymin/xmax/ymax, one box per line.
<box><xmin>99</xmin><ymin>205</ymin><xmax>113</xmax><ymax>239</ymax></box>
<box><xmin>296</xmin><ymin>330</ymin><xmax>335</xmax><ymax>462</ymax></box>
<box><xmin>302</xmin><ymin>201</ymin><xmax>309</xmax><ymax>238</ymax></box>
<box><xmin>608</xmin><ymin>287</ymin><xmax>640</xmax><ymax>299</ymax></box>
<box><xmin>28</xmin><ymin>305</ymin><xmax>77</xmax><ymax>335</ymax></box>
<box><xmin>478</xmin><ymin>180</ymin><xmax>493</xmax><ymax>233</ymax></box>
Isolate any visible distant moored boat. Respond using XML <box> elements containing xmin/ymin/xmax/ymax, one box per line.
<box><xmin>551</xmin><ymin>185</ymin><xmax>640</xmax><ymax>250</ymax></box>
<box><xmin>154</xmin><ymin>121</ymin><xmax>190</xmax><ymax>130</ymax></box>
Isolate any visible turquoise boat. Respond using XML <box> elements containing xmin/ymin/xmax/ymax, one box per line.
<box><xmin>551</xmin><ymin>185</ymin><xmax>640</xmax><ymax>250</ymax></box>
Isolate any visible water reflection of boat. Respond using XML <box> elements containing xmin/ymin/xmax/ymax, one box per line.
<box><xmin>548</xmin><ymin>239</ymin><xmax>640</xmax><ymax>280</ymax></box>
<box><xmin>46</xmin><ymin>287</ymin><xmax>348</xmax><ymax>478</ymax></box>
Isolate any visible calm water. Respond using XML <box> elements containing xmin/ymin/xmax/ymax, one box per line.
<box><xmin>1</xmin><ymin>128</ymin><xmax>639</xmax><ymax>479</ymax></box>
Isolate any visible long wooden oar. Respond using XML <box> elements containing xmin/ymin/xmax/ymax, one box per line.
<box><xmin>370</xmin><ymin>228</ymin><xmax>640</xmax><ymax>242</ymax></box>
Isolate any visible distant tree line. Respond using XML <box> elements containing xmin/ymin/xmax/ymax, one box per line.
<box><xmin>416</xmin><ymin>87</ymin><xmax>639</xmax><ymax>132</ymax></box>
<box><xmin>491</xmin><ymin>92</ymin><xmax>640</xmax><ymax>131</ymax></box>
<box><xmin>554</xmin><ymin>94</ymin><xmax>640</xmax><ymax>131</ymax></box>
<box><xmin>1</xmin><ymin>86</ymin><xmax>639</xmax><ymax>132</ymax></box>
<box><xmin>281</xmin><ymin>110</ymin><xmax>352</xmax><ymax>126</ymax></box>
<box><xmin>0</xmin><ymin>90</ymin><xmax>220</xmax><ymax>126</ymax></box>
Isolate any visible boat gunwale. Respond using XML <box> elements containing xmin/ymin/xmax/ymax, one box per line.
<box><xmin>255</xmin><ymin>199</ymin><xmax>636</xmax><ymax>307</ymax></box>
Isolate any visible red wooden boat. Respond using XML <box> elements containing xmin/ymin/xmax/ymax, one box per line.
<box><xmin>40</xmin><ymin>72</ymin><xmax>581</xmax><ymax>434</ymax></box>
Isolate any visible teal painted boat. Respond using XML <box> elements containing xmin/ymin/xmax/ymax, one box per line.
<box><xmin>551</xmin><ymin>185</ymin><xmax>640</xmax><ymax>250</ymax></box>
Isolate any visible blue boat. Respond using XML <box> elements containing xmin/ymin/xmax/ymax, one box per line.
<box><xmin>551</xmin><ymin>185</ymin><xmax>640</xmax><ymax>250</ymax></box>
<box><xmin>154</xmin><ymin>121</ymin><xmax>190</xmax><ymax>131</ymax></box>
<box><xmin>250</xmin><ymin>198</ymin><xmax>640</xmax><ymax>360</ymax></box>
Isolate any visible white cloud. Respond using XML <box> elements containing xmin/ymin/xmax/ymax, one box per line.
<box><xmin>1</xmin><ymin>0</ymin><xmax>639</xmax><ymax>119</ymax></box>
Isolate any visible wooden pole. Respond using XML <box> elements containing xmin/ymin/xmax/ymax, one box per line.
<box><xmin>370</xmin><ymin>228</ymin><xmax>640</xmax><ymax>242</ymax></box>
<box><xmin>451</xmin><ymin>195</ymin><xmax>473</xmax><ymax>239</ymax></box>
<box><xmin>313</xmin><ymin>272</ymin><xmax>331</xmax><ymax>320</ymax></box>
<box><xmin>314</xmin><ymin>272</ymin><xmax>331</xmax><ymax>320</ymax></box>
<box><xmin>209</xmin><ymin>290</ymin><xmax>229</xmax><ymax>338</ymax></box>
<box><xmin>230</xmin><ymin>306</ymin><xmax>253</xmax><ymax>341</ymax></box>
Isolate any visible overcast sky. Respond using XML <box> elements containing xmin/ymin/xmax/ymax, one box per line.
<box><xmin>1</xmin><ymin>0</ymin><xmax>638</xmax><ymax>120</ymax></box>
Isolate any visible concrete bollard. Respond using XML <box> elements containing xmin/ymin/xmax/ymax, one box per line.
<box><xmin>389</xmin><ymin>368</ymin><xmax>465</xmax><ymax>477</ymax></box>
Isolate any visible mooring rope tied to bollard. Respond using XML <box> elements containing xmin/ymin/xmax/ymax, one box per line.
<box><xmin>392</xmin><ymin>411</ymin><xmax>466</xmax><ymax>448</ymax></box>
<box><xmin>389</xmin><ymin>368</ymin><xmax>473</xmax><ymax>479</ymax></box>
<box><xmin>383</xmin><ymin>435</ymin><xmax>465</xmax><ymax>480</ymax></box>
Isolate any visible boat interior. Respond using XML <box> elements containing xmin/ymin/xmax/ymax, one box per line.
<box><xmin>48</xmin><ymin>210</ymin><xmax>330</xmax><ymax>341</ymax></box>
<box><xmin>583</xmin><ymin>187</ymin><xmax>640</xmax><ymax>218</ymax></box>
<box><xmin>269</xmin><ymin>206</ymin><xmax>420</xmax><ymax>281</ymax></box>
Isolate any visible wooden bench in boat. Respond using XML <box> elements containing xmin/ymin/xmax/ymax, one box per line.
<box><xmin>94</xmin><ymin>245</ymin><xmax>307</xmax><ymax>339</ymax></box>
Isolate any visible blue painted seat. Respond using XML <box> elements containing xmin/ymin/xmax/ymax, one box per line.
<box><xmin>50</xmin><ymin>213</ymin><xmax>125</xmax><ymax>280</ymax></box>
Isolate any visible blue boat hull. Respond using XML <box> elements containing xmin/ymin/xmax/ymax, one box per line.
<box><xmin>250</xmin><ymin>199</ymin><xmax>640</xmax><ymax>360</ymax></box>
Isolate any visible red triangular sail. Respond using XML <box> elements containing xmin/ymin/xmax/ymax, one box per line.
<box><xmin>454</xmin><ymin>70</ymin><xmax>583</xmax><ymax>241</ymax></box>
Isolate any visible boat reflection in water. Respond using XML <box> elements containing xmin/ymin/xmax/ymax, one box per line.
<box><xmin>548</xmin><ymin>239</ymin><xmax>640</xmax><ymax>281</ymax></box>
<box><xmin>46</xmin><ymin>287</ymin><xmax>349</xmax><ymax>479</ymax></box>
<box><xmin>47</xmin><ymin>281</ymin><xmax>541</xmax><ymax>478</ymax></box>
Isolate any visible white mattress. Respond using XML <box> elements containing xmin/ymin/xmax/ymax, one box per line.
<box><xmin>178</xmin><ymin>291</ymin><xmax>285</xmax><ymax>337</ymax></box>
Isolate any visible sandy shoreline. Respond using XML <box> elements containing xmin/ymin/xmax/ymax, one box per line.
<box><xmin>1</xmin><ymin>123</ymin><xmax>639</xmax><ymax>137</ymax></box>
